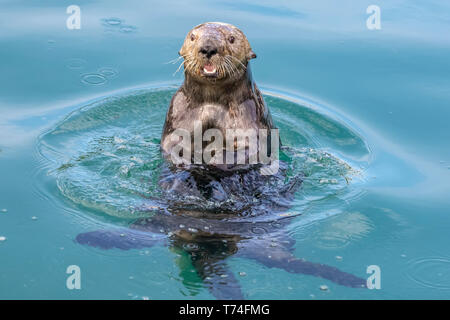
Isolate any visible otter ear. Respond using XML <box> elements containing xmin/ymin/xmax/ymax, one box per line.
<box><xmin>246</xmin><ymin>50</ymin><xmax>257</xmax><ymax>60</ymax></box>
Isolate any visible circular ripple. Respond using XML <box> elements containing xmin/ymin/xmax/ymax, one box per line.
<box><xmin>81</xmin><ymin>73</ymin><xmax>107</xmax><ymax>85</ymax></box>
<box><xmin>98</xmin><ymin>67</ymin><xmax>118</xmax><ymax>79</ymax></box>
<box><xmin>102</xmin><ymin>17</ymin><xmax>123</xmax><ymax>26</ymax></box>
<box><xmin>251</xmin><ymin>227</ymin><xmax>268</xmax><ymax>235</ymax></box>
<box><xmin>120</xmin><ymin>25</ymin><xmax>137</xmax><ymax>33</ymax></box>
<box><xmin>406</xmin><ymin>257</ymin><xmax>450</xmax><ymax>290</ymax></box>
<box><xmin>37</xmin><ymin>87</ymin><xmax>369</xmax><ymax>221</ymax></box>
<box><xmin>66</xmin><ymin>58</ymin><xmax>87</xmax><ymax>70</ymax></box>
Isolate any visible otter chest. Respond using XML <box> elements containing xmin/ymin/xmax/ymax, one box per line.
<box><xmin>172</xmin><ymin>101</ymin><xmax>258</xmax><ymax>132</ymax></box>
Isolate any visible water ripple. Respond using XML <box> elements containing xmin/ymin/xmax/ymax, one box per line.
<box><xmin>36</xmin><ymin>86</ymin><xmax>370</xmax><ymax>229</ymax></box>
<box><xmin>406</xmin><ymin>256</ymin><xmax>450</xmax><ymax>290</ymax></box>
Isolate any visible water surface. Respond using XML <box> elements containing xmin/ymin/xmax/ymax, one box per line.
<box><xmin>1</xmin><ymin>0</ymin><xmax>450</xmax><ymax>299</ymax></box>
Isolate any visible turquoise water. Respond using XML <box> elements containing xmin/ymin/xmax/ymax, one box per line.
<box><xmin>1</xmin><ymin>0</ymin><xmax>450</xmax><ymax>299</ymax></box>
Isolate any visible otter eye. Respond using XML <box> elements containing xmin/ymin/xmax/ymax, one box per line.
<box><xmin>228</xmin><ymin>36</ymin><xmax>235</xmax><ymax>44</ymax></box>
<box><xmin>190</xmin><ymin>34</ymin><xmax>195</xmax><ymax>41</ymax></box>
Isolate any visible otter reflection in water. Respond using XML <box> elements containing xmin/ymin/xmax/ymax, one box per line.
<box><xmin>76</xmin><ymin>22</ymin><xmax>366</xmax><ymax>299</ymax></box>
<box><xmin>77</xmin><ymin>162</ymin><xmax>366</xmax><ymax>299</ymax></box>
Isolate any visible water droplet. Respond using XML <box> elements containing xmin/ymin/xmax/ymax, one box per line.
<box><xmin>319</xmin><ymin>285</ymin><xmax>329</xmax><ymax>291</ymax></box>
<box><xmin>0</xmin><ymin>236</ymin><xmax>6</xmax><ymax>242</ymax></box>
<box><xmin>1</xmin><ymin>209</ymin><xmax>7</xmax><ymax>213</ymax></box>
<box><xmin>336</xmin><ymin>256</ymin><xmax>343</xmax><ymax>261</ymax></box>
<box><xmin>31</xmin><ymin>216</ymin><xmax>38</xmax><ymax>220</ymax></box>
<box><xmin>238</xmin><ymin>272</ymin><xmax>247</xmax><ymax>277</ymax></box>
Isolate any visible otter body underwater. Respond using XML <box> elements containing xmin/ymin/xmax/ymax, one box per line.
<box><xmin>76</xmin><ymin>22</ymin><xmax>366</xmax><ymax>299</ymax></box>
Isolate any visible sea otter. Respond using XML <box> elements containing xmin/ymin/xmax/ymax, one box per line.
<box><xmin>76</xmin><ymin>22</ymin><xmax>367</xmax><ymax>299</ymax></box>
<box><xmin>161</xmin><ymin>22</ymin><xmax>277</xmax><ymax>170</ymax></box>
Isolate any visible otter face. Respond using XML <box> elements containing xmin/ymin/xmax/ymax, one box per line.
<box><xmin>179</xmin><ymin>22</ymin><xmax>256</xmax><ymax>83</ymax></box>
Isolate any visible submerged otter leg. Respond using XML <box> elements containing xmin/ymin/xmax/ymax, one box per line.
<box><xmin>175</xmin><ymin>238</ymin><xmax>245</xmax><ymax>300</ymax></box>
<box><xmin>191</xmin><ymin>258</ymin><xmax>244</xmax><ymax>300</ymax></box>
<box><xmin>75</xmin><ymin>229</ymin><xmax>163</xmax><ymax>250</ymax></box>
<box><xmin>238</xmin><ymin>239</ymin><xmax>366</xmax><ymax>288</ymax></box>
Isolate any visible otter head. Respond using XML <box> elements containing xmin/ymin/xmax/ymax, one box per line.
<box><xmin>179</xmin><ymin>22</ymin><xmax>257</xmax><ymax>84</ymax></box>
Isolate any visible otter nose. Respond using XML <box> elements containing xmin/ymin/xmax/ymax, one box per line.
<box><xmin>199</xmin><ymin>45</ymin><xmax>217</xmax><ymax>59</ymax></box>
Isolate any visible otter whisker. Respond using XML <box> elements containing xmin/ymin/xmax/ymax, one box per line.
<box><xmin>165</xmin><ymin>56</ymin><xmax>183</xmax><ymax>65</ymax></box>
<box><xmin>187</xmin><ymin>59</ymin><xmax>198</xmax><ymax>74</ymax></box>
<box><xmin>220</xmin><ymin>64</ymin><xmax>226</xmax><ymax>78</ymax></box>
<box><xmin>222</xmin><ymin>57</ymin><xmax>231</xmax><ymax>76</ymax></box>
<box><xmin>221</xmin><ymin>59</ymin><xmax>231</xmax><ymax>77</ymax></box>
<box><xmin>224</xmin><ymin>56</ymin><xmax>237</xmax><ymax>77</ymax></box>
<box><xmin>173</xmin><ymin>60</ymin><xmax>185</xmax><ymax>76</ymax></box>
<box><xmin>227</xmin><ymin>55</ymin><xmax>247</xmax><ymax>70</ymax></box>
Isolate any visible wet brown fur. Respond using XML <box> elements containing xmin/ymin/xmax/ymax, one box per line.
<box><xmin>161</xmin><ymin>22</ymin><xmax>275</xmax><ymax>162</ymax></box>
